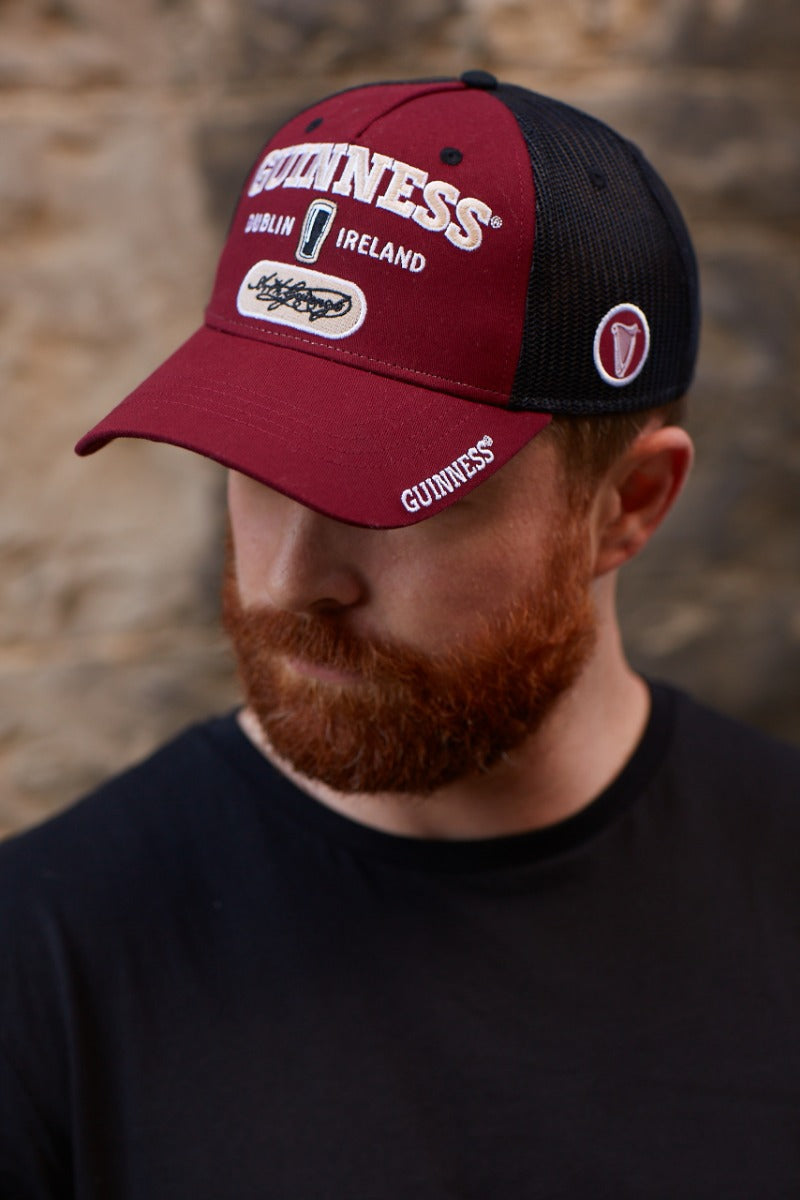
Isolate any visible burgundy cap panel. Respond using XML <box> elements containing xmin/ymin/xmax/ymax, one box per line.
<box><xmin>205</xmin><ymin>83</ymin><xmax>535</xmax><ymax>406</ymax></box>
<box><xmin>268</xmin><ymin>81</ymin><xmax>465</xmax><ymax>147</ymax></box>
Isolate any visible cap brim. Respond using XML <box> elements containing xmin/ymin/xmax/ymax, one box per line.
<box><xmin>75</xmin><ymin>326</ymin><xmax>551</xmax><ymax>528</ymax></box>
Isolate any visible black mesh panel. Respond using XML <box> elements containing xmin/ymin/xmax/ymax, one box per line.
<box><xmin>494</xmin><ymin>84</ymin><xmax>700</xmax><ymax>414</ymax></box>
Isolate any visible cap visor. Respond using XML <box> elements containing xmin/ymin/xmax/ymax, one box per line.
<box><xmin>75</xmin><ymin>327</ymin><xmax>551</xmax><ymax>528</ymax></box>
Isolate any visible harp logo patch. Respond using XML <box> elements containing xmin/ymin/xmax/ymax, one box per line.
<box><xmin>593</xmin><ymin>304</ymin><xmax>650</xmax><ymax>387</ymax></box>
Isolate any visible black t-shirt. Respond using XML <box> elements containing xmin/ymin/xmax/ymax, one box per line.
<box><xmin>1</xmin><ymin>683</ymin><xmax>799</xmax><ymax>1198</ymax></box>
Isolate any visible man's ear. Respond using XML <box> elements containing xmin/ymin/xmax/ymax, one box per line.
<box><xmin>592</xmin><ymin>423</ymin><xmax>694</xmax><ymax>578</ymax></box>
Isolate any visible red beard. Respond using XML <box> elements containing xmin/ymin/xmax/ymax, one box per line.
<box><xmin>221</xmin><ymin>520</ymin><xmax>596</xmax><ymax>796</ymax></box>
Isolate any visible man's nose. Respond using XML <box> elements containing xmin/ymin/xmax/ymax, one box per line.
<box><xmin>229</xmin><ymin>473</ymin><xmax>368</xmax><ymax>615</ymax></box>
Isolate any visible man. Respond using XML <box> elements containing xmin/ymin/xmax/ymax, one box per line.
<box><xmin>1</xmin><ymin>72</ymin><xmax>798</xmax><ymax>1197</ymax></box>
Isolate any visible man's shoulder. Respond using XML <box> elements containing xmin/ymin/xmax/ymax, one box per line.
<box><xmin>659</xmin><ymin>684</ymin><xmax>800</xmax><ymax>848</ymax></box>
<box><xmin>0</xmin><ymin>711</ymin><xmax>259</xmax><ymax>902</ymax></box>
<box><xmin>668</xmin><ymin>685</ymin><xmax>800</xmax><ymax>785</ymax></box>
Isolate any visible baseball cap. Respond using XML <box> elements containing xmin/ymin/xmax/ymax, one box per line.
<box><xmin>76</xmin><ymin>71</ymin><xmax>699</xmax><ymax>528</ymax></box>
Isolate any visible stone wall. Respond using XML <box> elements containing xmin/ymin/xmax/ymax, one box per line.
<box><xmin>1</xmin><ymin>0</ymin><xmax>798</xmax><ymax>834</ymax></box>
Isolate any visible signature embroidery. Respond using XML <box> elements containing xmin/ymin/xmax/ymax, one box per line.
<box><xmin>237</xmin><ymin>257</ymin><xmax>366</xmax><ymax>338</ymax></box>
<box><xmin>248</xmin><ymin>273</ymin><xmax>353</xmax><ymax>323</ymax></box>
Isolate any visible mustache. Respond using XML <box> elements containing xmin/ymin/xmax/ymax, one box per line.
<box><xmin>221</xmin><ymin>567</ymin><xmax>439</xmax><ymax>688</ymax></box>
<box><xmin>221</xmin><ymin>559</ymin><xmax>585</xmax><ymax>695</ymax></box>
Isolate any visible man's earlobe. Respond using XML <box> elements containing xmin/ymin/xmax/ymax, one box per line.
<box><xmin>593</xmin><ymin>425</ymin><xmax>694</xmax><ymax>577</ymax></box>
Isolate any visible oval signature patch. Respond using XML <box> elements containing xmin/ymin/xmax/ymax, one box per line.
<box><xmin>236</xmin><ymin>259</ymin><xmax>366</xmax><ymax>339</ymax></box>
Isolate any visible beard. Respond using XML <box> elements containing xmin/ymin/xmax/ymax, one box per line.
<box><xmin>221</xmin><ymin>517</ymin><xmax>597</xmax><ymax>797</ymax></box>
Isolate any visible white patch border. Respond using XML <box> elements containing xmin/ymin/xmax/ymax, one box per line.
<box><xmin>236</xmin><ymin>258</ymin><xmax>367</xmax><ymax>340</ymax></box>
<box><xmin>593</xmin><ymin>303</ymin><xmax>650</xmax><ymax>387</ymax></box>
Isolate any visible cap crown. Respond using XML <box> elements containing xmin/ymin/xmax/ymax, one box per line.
<box><xmin>205</xmin><ymin>77</ymin><xmax>699</xmax><ymax>417</ymax></box>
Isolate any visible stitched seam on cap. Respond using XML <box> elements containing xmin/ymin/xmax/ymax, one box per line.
<box><xmin>127</xmin><ymin>393</ymin><xmax>481</xmax><ymax>465</ymax></box>
<box><xmin>350</xmin><ymin>81</ymin><xmax>464</xmax><ymax>139</ymax></box>
<box><xmin>203</xmin><ymin>313</ymin><xmax>511</xmax><ymax>399</ymax></box>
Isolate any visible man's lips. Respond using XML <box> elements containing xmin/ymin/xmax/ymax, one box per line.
<box><xmin>280</xmin><ymin>654</ymin><xmax>364</xmax><ymax>686</ymax></box>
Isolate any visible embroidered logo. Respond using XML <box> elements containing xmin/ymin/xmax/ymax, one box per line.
<box><xmin>400</xmin><ymin>436</ymin><xmax>495</xmax><ymax>514</ymax></box>
<box><xmin>593</xmin><ymin>304</ymin><xmax>650</xmax><ymax>387</ymax></box>
<box><xmin>245</xmin><ymin>212</ymin><xmax>296</xmax><ymax>237</ymax></box>
<box><xmin>247</xmin><ymin>141</ymin><xmax>495</xmax><ymax>252</ymax></box>
<box><xmin>237</xmin><ymin>259</ymin><xmax>366</xmax><ymax>339</ymax></box>
<box><xmin>296</xmin><ymin>199</ymin><xmax>337</xmax><ymax>264</ymax></box>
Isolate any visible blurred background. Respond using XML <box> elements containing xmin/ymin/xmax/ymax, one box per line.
<box><xmin>1</xmin><ymin>0</ymin><xmax>798</xmax><ymax>835</ymax></box>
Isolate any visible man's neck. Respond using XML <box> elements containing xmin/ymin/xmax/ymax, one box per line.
<box><xmin>237</xmin><ymin>616</ymin><xmax>650</xmax><ymax>841</ymax></box>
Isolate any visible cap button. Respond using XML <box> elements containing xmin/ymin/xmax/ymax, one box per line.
<box><xmin>460</xmin><ymin>69</ymin><xmax>498</xmax><ymax>90</ymax></box>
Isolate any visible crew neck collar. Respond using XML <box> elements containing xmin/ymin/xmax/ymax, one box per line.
<box><xmin>207</xmin><ymin>681</ymin><xmax>676</xmax><ymax>875</ymax></box>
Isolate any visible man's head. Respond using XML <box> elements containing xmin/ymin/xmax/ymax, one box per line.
<box><xmin>74</xmin><ymin>74</ymin><xmax>699</xmax><ymax>795</ymax></box>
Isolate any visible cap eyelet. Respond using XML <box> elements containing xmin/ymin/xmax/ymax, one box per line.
<box><xmin>305</xmin><ymin>117</ymin><xmax>323</xmax><ymax>133</ymax></box>
<box><xmin>440</xmin><ymin>146</ymin><xmax>463</xmax><ymax>166</ymax></box>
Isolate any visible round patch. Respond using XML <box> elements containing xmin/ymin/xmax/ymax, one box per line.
<box><xmin>593</xmin><ymin>303</ymin><xmax>650</xmax><ymax>387</ymax></box>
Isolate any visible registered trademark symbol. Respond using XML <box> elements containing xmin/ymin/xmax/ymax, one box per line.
<box><xmin>490</xmin><ymin>215</ymin><xmax>503</xmax><ymax>229</ymax></box>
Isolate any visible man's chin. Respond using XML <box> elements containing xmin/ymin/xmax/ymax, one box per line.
<box><xmin>234</xmin><ymin>634</ymin><xmax>595</xmax><ymax>797</ymax></box>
